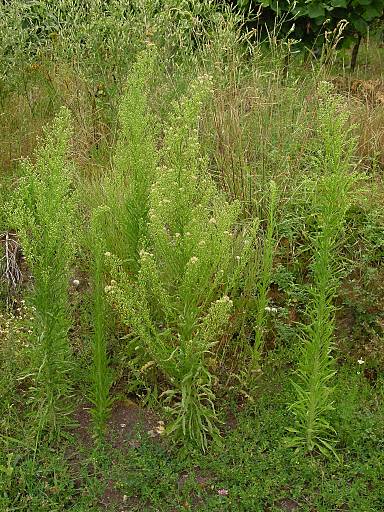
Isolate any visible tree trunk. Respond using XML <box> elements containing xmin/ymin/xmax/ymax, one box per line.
<box><xmin>350</xmin><ymin>34</ymin><xmax>362</xmax><ymax>72</ymax></box>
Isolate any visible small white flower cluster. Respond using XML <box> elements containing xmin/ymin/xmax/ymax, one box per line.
<box><xmin>104</xmin><ymin>280</ymin><xmax>117</xmax><ymax>294</ymax></box>
<box><xmin>220</xmin><ymin>295</ymin><xmax>233</xmax><ymax>306</ymax></box>
<box><xmin>139</xmin><ymin>249</ymin><xmax>153</xmax><ymax>259</ymax></box>
<box><xmin>265</xmin><ymin>306</ymin><xmax>278</xmax><ymax>313</ymax></box>
<box><xmin>148</xmin><ymin>420</ymin><xmax>165</xmax><ymax>438</ymax></box>
<box><xmin>356</xmin><ymin>358</ymin><xmax>365</xmax><ymax>375</ymax></box>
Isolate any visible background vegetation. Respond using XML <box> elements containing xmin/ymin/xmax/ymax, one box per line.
<box><xmin>0</xmin><ymin>1</ymin><xmax>383</xmax><ymax>511</ymax></box>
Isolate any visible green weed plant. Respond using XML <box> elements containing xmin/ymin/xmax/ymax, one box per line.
<box><xmin>287</xmin><ymin>83</ymin><xmax>357</xmax><ymax>456</ymax></box>
<box><xmin>11</xmin><ymin>108</ymin><xmax>76</xmax><ymax>439</ymax></box>
<box><xmin>101</xmin><ymin>50</ymin><xmax>158</xmax><ymax>273</ymax></box>
<box><xmin>107</xmin><ymin>74</ymin><xmax>256</xmax><ymax>451</ymax></box>
<box><xmin>88</xmin><ymin>208</ymin><xmax>113</xmax><ymax>446</ymax></box>
<box><xmin>251</xmin><ymin>180</ymin><xmax>278</xmax><ymax>373</ymax></box>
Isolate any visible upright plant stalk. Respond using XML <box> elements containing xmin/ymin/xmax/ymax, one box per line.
<box><xmin>287</xmin><ymin>83</ymin><xmax>356</xmax><ymax>456</ymax></box>
<box><xmin>251</xmin><ymin>180</ymin><xmax>277</xmax><ymax>373</ymax></box>
<box><xmin>89</xmin><ymin>208</ymin><xmax>113</xmax><ymax>446</ymax></box>
<box><xmin>104</xmin><ymin>48</ymin><xmax>158</xmax><ymax>273</ymax></box>
<box><xmin>11</xmin><ymin>108</ymin><xmax>75</xmax><ymax>437</ymax></box>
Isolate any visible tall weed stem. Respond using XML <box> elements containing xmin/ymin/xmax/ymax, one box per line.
<box><xmin>11</xmin><ymin>108</ymin><xmax>75</xmax><ymax>438</ymax></box>
<box><xmin>89</xmin><ymin>208</ymin><xmax>113</xmax><ymax>446</ymax></box>
<box><xmin>287</xmin><ymin>83</ymin><xmax>357</xmax><ymax>456</ymax></box>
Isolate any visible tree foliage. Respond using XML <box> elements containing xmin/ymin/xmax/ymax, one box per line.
<box><xmin>236</xmin><ymin>0</ymin><xmax>384</xmax><ymax>49</ymax></box>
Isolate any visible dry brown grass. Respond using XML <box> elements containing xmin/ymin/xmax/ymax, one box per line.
<box><xmin>330</xmin><ymin>76</ymin><xmax>384</xmax><ymax>171</ymax></box>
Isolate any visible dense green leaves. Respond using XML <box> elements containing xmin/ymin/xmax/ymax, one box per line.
<box><xmin>236</xmin><ymin>0</ymin><xmax>384</xmax><ymax>52</ymax></box>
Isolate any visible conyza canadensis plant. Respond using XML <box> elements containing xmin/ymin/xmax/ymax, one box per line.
<box><xmin>287</xmin><ymin>82</ymin><xmax>357</xmax><ymax>457</ymax></box>
<box><xmin>11</xmin><ymin>108</ymin><xmax>76</xmax><ymax>439</ymax></box>
<box><xmin>106</xmin><ymin>74</ymin><xmax>257</xmax><ymax>451</ymax></box>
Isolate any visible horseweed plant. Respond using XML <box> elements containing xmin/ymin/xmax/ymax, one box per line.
<box><xmin>106</xmin><ymin>75</ymin><xmax>256</xmax><ymax>451</ymax></box>
<box><xmin>11</xmin><ymin>108</ymin><xmax>76</xmax><ymax>438</ymax></box>
<box><xmin>102</xmin><ymin>49</ymin><xmax>158</xmax><ymax>273</ymax></box>
<box><xmin>89</xmin><ymin>208</ymin><xmax>113</xmax><ymax>446</ymax></box>
<box><xmin>287</xmin><ymin>83</ymin><xmax>357</xmax><ymax>456</ymax></box>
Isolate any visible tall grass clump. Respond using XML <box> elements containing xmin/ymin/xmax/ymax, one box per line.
<box><xmin>11</xmin><ymin>108</ymin><xmax>76</xmax><ymax>438</ymax></box>
<box><xmin>106</xmin><ymin>75</ymin><xmax>256</xmax><ymax>451</ymax></box>
<box><xmin>88</xmin><ymin>208</ymin><xmax>113</xmax><ymax>446</ymax></box>
<box><xmin>287</xmin><ymin>83</ymin><xmax>357</xmax><ymax>456</ymax></box>
<box><xmin>202</xmin><ymin>48</ymin><xmax>321</xmax><ymax>223</ymax></box>
<box><xmin>101</xmin><ymin>49</ymin><xmax>158</xmax><ymax>273</ymax></box>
